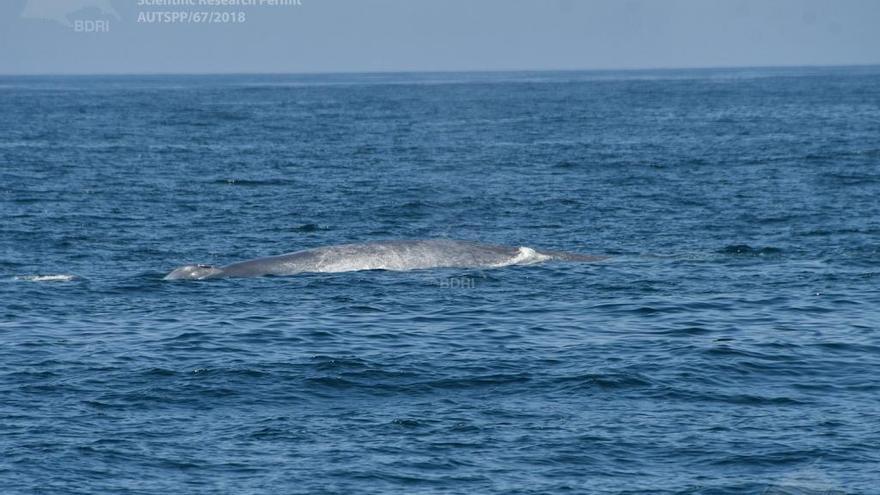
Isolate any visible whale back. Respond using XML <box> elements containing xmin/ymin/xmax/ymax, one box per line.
<box><xmin>214</xmin><ymin>240</ymin><xmax>520</xmax><ymax>276</ymax></box>
<box><xmin>164</xmin><ymin>240</ymin><xmax>606</xmax><ymax>280</ymax></box>
<box><xmin>309</xmin><ymin>240</ymin><xmax>518</xmax><ymax>272</ymax></box>
<box><xmin>163</xmin><ymin>264</ymin><xmax>223</xmax><ymax>280</ymax></box>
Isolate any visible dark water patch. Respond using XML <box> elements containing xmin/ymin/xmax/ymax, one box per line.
<box><xmin>651</xmin><ymin>325</ymin><xmax>716</xmax><ymax>337</ymax></box>
<box><xmin>660</xmin><ymin>387</ymin><xmax>811</xmax><ymax>406</ymax></box>
<box><xmin>423</xmin><ymin>373</ymin><xmax>531</xmax><ymax>390</ymax></box>
<box><xmin>290</xmin><ymin>223</ymin><xmax>329</xmax><ymax>232</ymax></box>
<box><xmin>820</xmin><ymin>172</ymin><xmax>880</xmax><ymax>185</ymax></box>
<box><xmin>717</xmin><ymin>244</ymin><xmax>784</xmax><ymax>256</ymax></box>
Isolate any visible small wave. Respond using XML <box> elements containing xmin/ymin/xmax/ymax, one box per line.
<box><xmin>554</xmin><ymin>372</ymin><xmax>654</xmax><ymax>391</ymax></box>
<box><xmin>214</xmin><ymin>178</ymin><xmax>298</xmax><ymax>186</ymax></box>
<box><xmin>13</xmin><ymin>274</ymin><xmax>79</xmax><ymax>282</ymax></box>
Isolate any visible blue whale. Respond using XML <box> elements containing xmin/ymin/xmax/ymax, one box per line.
<box><xmin>164</xmin><ymin>239</ymin><xmax>605</xmax><ymax>280</ymax></box>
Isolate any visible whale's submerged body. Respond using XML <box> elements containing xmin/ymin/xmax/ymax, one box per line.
<box><xmin>164</xmin><ymin>239</ymin><xmax>605</xmax><ymax>280</ymax></box>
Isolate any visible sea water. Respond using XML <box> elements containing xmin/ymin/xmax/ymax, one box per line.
<box><xmin>1</xmin><ymin>67</ymin><xmax>879</xmax><ymax>494</ymax></box>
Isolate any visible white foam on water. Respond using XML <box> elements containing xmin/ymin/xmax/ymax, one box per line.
<box><xmin>14</xmin><ymin>274</ymin><xmax>79</xmax><ymax>282</ymax></box>
<box><xmin>490</xmin><ymin>246</ymin><xmax>551</xmax><ymax>268</ymax></box>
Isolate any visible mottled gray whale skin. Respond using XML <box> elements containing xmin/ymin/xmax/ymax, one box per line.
<box><xmin>164</xmin><ymin>239</ymin><xmax>605</xmax><ymax>280</ymax></box>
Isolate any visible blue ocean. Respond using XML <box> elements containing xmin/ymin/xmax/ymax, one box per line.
<box><xmin>1</xmin><ymin>66</ymin><xmax>879</xmax><ymax>494</ymax></box>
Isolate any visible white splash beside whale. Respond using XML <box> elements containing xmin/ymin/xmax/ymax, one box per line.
<box><xmin>164</xmin><ymin>239</ymin><xmax>605</xmax><ymax>280</ymax></box>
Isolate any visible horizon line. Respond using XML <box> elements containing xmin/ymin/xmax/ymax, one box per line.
<box><xmin>1</xmin><ymin>62</ymin><xmax>878</xmax><ymax>78</ymax></box>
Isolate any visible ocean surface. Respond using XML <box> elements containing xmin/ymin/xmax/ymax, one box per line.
<box><xmin>1</xmin><ymin>66</ymin><xmax>879</xmax><ymax>494</ymax></box>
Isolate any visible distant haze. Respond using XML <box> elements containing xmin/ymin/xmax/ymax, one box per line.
<box><xmin>1</xmin><ymin>0</ymin><xmax>878</xmax><ymax>74</ymax></box>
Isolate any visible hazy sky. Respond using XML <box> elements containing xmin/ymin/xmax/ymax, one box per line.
<box><xmin>1</xmin><ymin>0</ymin><xmax>878</xmax><ymax>74</ymax></box>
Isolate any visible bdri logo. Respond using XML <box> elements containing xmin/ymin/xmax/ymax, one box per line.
<box><xmin>74</xmin><ymin>19</ymin><xmax>110</xmax><ymax>32</ymax></box>
<box><xmin>438</xmin><ymin>276</ymin><xmax>478</xmax><ymax>289</ymax></box>
<box><xmin>21</xmin><ymin>0</ymin><xmax>119</xmax><ymax>31</ymax></box>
